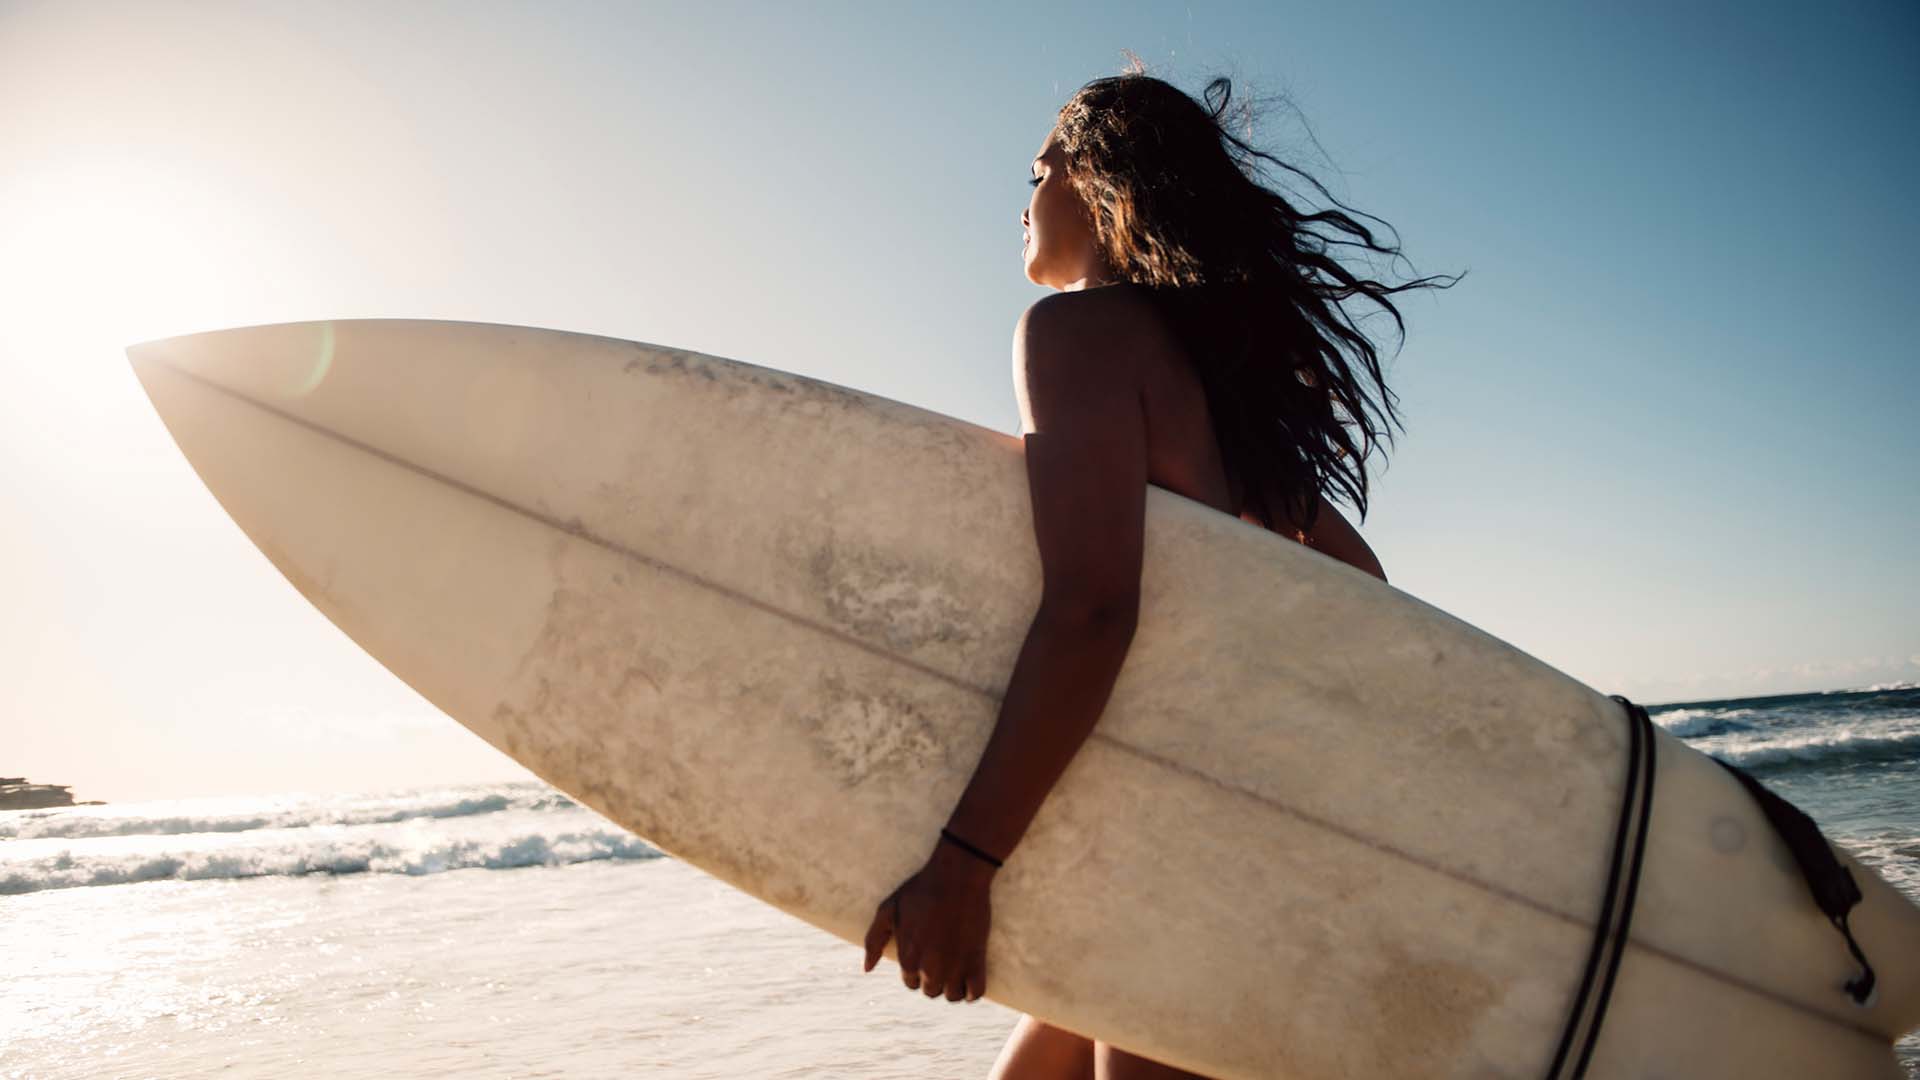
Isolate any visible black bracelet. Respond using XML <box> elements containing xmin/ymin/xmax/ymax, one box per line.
<box><xmin>939</xmin><ymin>828</ymin><xmax>1005</xmax><ymax>869</ymax></box>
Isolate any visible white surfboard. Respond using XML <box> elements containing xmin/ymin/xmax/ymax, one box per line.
<box><xmin>130</xmin><ymin>319</ymin><xmax>1919</xmax><ymax>1078</ymax></box>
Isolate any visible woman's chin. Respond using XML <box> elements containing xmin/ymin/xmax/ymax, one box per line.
<box><xmin>1022</xmin><ymin>257</ymin><xmax>1050</xmax><ymax>289</ymax></box>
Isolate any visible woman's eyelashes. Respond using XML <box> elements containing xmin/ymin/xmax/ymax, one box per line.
<box><xmin>1028</xmin><ymin>175</ymin><xmax>1041</xmax><ymax>187</ymax></box>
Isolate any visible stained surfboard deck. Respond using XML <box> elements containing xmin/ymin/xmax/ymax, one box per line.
<box><xmin>130</xmin><ymin>319</ymin><xmax>1920</xmax><ymax>1078</ymax></box>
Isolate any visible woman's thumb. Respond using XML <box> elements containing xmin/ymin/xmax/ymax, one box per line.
<box><xmin>863</xmin><ymin>893</ymin><xmax>897</xmax><ymax>972</ymax></box>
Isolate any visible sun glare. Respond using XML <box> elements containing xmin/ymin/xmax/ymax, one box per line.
<box><xmin>2</xmin><ymin>159</ymin><xmax>252</xmax><ymax>379</ymax></box>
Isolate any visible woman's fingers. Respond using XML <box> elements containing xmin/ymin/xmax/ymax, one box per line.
<box><xmin>896</xmin><ymin>906</ymin><xmax>923</xmax><ymax>991</ymax></box>
<box><xmin>965</xmin><ymin>951</ymin><xmax>987</xmax><ymax>1003</ymax></box>
<box><xmin>864</xmin><ymin>873</ymin><xmax>987</xmax><ymax>1004</ymax></box>
<box><xmin>910</xmin><ymin>932</ymin><xmax>943</xmax><ymax>995</ymax></box>
<box><xmin>862</xmin><ymin>894</ymin><xmax>896</xmax><ymax>973</ymax></box>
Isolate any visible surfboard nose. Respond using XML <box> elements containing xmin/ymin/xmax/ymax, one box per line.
<box><xmin>128</xmin><ymin>320</ymin><xmax>343</xmax><ymax>407</ymax></box>
<box><xmin>126</xmin><ymin>335</ymin><xmax>173</xmax><ymax>393</ymax></box>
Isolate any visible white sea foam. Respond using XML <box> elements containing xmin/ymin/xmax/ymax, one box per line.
<box><xmin>0</xmin><ymin>785</ymin><xmax>650</xmax><ymax>895</ymax></box>
<box><xmin>1841</xmin><ymin>829</ymin><xmax>1920</xmax><ymax>899</ymax></box>
<box><xmin>1652</xmin><ymin>706</ymin><xmax>1757</xmax><ymax>738</ymax></box>
<box><xmin>0</xmin><ymin>783</ymin><xmax>574</xmax><ymax>841</ymax></box>
<box><xmin>1703</xmin><ymin>723</ymin><xmax>1920</xmax><ymax>772</ymax></box>
<box><xmin>0</xmin><ymin>825</ymin><xmax>659</xmax><ymax>895</ymax></box>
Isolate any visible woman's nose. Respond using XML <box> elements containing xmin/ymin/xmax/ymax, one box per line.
<box><xmin>1020</xmin><ymin>208</ymin><xmax>1029</xmax><ymax>228</ymax></box>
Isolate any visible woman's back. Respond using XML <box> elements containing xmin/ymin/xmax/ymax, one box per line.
<box><xmin>1124</xmin><ymin>286</ymin><xmax>1390</xmax><ymax>582</ymax></box>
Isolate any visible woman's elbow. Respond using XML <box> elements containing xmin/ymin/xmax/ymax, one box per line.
<box><xmin>1036</xmin><ymin>592</ymin><xmax>1141</xmax><ymax>636</ymax></box>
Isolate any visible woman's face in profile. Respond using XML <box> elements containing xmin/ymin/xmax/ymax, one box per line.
<box><xmin>1021</xmin><ymin>133</ymin><xmax>1107</xmax><ymax>291</ymax></box>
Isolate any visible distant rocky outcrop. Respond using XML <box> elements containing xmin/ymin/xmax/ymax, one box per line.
<box><xmin>1</xmin><ymin>777</ymin><xmax>97</xmax><ymax>810</ymax></box>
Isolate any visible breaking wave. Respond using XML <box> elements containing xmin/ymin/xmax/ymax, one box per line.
<box><xmin>0</xmin><ymin>827</ymin><xmax>659</xmax><ymax>896</ymax></box>
<box><xmin>1707</xmin><ymin>725</ymin><xmax>1920</xmax><ymax>774</ymax></box>
<box><xmin>0</xmin><ymin>785</ymin><xmax>576</xmax><ymax>842</ymax></box>
<box><xmin>1651</xmin><ymin>707</ymin><xmax>1758</xmax><ymax>738</ymax></box>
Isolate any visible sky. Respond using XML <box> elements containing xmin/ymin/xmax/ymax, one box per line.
<box><xmin>1</xmin><ymin>1</ymin><xmax>1915</xmax><ymax>802</ymax></box>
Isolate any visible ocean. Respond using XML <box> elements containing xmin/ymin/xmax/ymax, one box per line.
<box><xmin>5</xmin><ymin>685</ymin><xmax>1918</xmax><ymax>1078</ymax></box>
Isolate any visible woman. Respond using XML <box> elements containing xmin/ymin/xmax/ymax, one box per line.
<box><xmin>861</xmin><ymin>70</ymin><xmax>1459</xmax><ymax>1079</ymax></box>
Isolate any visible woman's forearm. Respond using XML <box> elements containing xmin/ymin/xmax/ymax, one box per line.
<box><xmin>941</xmin><ymin>602</ymin><xmax>1138</xmax><ymax>863</ymax></box>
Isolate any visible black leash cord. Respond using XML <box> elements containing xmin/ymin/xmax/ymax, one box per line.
<box><xmin>1544</xmin><ymin>695</ymin><xmax>1657</xmax><ymax>1080</ymax></box>
<box><xmin>1573</xmin><ymin>698</ymin><xmax>1657</xmax><ymax>1076</ymax></box>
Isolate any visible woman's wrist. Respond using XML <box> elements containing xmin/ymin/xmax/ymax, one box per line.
<box><xmin>927</xmin><ymin>830</ymin><xmax>1000</xmax><ymax>887</ymax></box>
<box><xmin>939</xmin><ymin>827</ymin><xmax>1005</xmax><ymax>869</ymax></box>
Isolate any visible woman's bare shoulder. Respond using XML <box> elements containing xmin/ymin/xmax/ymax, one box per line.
<box><xmin>1015</xmin><ymin>283</ymin><xmax>1183</xmax><ymax>364</ymax></box>
<box><xmin>1019</xmin><ymin>281</ymin><xmax>1163</xmax><ymax>323</ymax></box>
<box><xmin>1012</xmin><ymin>286</ymin><xmax>1186</xmax><ymax>431</ymax></box>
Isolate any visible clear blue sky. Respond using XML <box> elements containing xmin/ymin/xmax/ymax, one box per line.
<box><xmin>1</xmin><ymin>1</ymin><xmax>1915</xmax><ymax>800</ymax></box>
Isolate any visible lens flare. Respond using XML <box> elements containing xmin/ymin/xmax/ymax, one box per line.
<box><xmin>286</xmin><ymin>320</ymin><xmax>336</xmax><ymax>398</ymax></box>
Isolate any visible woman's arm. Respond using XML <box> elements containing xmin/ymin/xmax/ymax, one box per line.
<box><xmin>860</xmin><ymin>290</ymin><xmax>1154</xmax><ymax>1003</ymax></box>
<box><xmin>942</xmin><ymin>291</ymin><xmax>1151</xmax><ymax>862</ymax></box>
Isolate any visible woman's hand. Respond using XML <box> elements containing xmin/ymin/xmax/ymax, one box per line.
<box><xmin>862</xmin><ymin>838</ymin><xmax>997</xmax><ymax>1003</ymax></box>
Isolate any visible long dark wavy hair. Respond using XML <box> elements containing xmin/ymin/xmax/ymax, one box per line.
<box><xmin>1052</xmin><ymin>69</ymin><xmax>1462</xmax><ymax>534</ymax></box>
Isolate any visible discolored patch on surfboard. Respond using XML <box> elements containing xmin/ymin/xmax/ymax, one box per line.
<box><xmin>623</xmin><ymin>345</ymin><xmax>717</xmax><ymax>383</ymax></box>
<box><xmin>490</xmin><ymin>581</ymin><xmax>685</xmax><ymax>833</ymax></box>
<box><xmin>807</xmin><ymin>537</ymin><xmax>985</xmax><ymax>655</ymax></box>
<box><xmin>623</xmin><ymin>343</ymin><xmax>869</xmax><ymax>414</ymax></box>
<box><xmin>798</xmin><ymin>673</ymin><xmax>958</xmax><ymax>789</ymax></box>
<box><xmin>252</xmin><ymin>536</ymin><xmax>343</xmax><ymax>616</ymax></box>
<box><xmin>1356</xmin><ymin>942</ymin><xmax>1503</xmax><ymax>1073</ymax></box>
<box><xmin>487</xmin><ymin>582</ymin><xmax>801</xmax><ymax>900</ymax></box>
<box><xmin>1709</xmin><ymin>815</ymin><xmax>1747</xmax><ymax>855</ymax></box>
